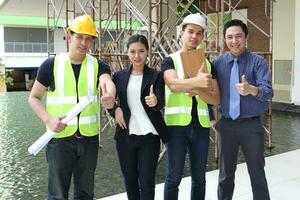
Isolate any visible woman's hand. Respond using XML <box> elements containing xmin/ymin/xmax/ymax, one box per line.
<box><xmin>145</xmin><ymin>85</ymin><xmax>158</xmax><ymax>107</ymax></box>
<box><xmin>115</xmin><ymin>107</ymin><xmax>127</xmax><ymax>129</ymax></box>
<box><xmin>210</xmin><ymin>119</ymin><xmax>217</xmax><ymax>130</ymax></box>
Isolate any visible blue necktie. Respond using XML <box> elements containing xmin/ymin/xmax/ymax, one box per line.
<box><xmin>229</xmin><ymin>58</ymin><xmax>240</xmax><ymax>120</ymax></box>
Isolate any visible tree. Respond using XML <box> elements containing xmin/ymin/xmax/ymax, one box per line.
<box><xmin>176</xmin><ymin>0</ymin><xmax>200</xmax><ymax>17</ymax></box>
<box><xmin>0</xmin><ymin>57</ymin><xmax>13</xmax><ymax>86</ymax></box>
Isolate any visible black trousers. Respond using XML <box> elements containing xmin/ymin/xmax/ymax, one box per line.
<box><xmin>46</xmin><ymin>135</ymin><xmax>99</xmax><ymax>200</ymax></box>
<box><xmin>116</xmin><ymin>133</ymin><xmax>160</xmax><ymax>200</ymax></box>
<box><xmin>216</xmin><ymin>117</ymin><xmax>270</xmax><ymax>200</ymax></box>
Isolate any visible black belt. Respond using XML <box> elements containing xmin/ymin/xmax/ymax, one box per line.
<box><xmin>52</xmin><ymin>132</ymin><xmax>98</xmax><ymax>140</ymax></box>
<box><xmin>222</xmin><ymin>116</ymin><xmax>260</xmax><ymax>122</ymax></box>
<box><xmin>68</xmin><ymin>131</ymin><xmax>84</xmax><ymax>139</ymax></box>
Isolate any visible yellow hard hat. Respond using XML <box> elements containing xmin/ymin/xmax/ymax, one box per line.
<box><xmin>67</xmin><ymin>15</ymin><xmax>98</xmax><ymax>37</ymax></box>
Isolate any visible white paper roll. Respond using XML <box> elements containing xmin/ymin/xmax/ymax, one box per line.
<box><xmin>28</xmin><ymin>97</ymin><xmax>93</xmax><ymax>156</ymax></box>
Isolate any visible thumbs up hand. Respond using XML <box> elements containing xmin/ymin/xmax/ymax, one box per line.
<box><xmin>241</xmin><ymin>75</ymin><xmax>248</xmax><ymax>83</ymax></box>
<box><xmin>196</xmin><ymin>62</ymin><xmax>212</xmax><ymax>90</ymax></box>
<box><xmin>100</xmin><ymin>83</ymin><xmax>115</xmax><ymax>109</ymax></box>
<box><xmin>145</xmin><ymin>85</ymin><xmax>158</xmax><ymax>107</ymax></box>
<box><xmin>236</xmin><ymin>75</ymin><xmax>251</xmax><ymax>96</ymax></box>
<box><xmin>199</xmin><ymin>61</ymin><xmax>208</xmax><ymax>73</ymax></box>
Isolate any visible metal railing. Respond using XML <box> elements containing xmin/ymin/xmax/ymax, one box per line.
<box><xmin>4</xmin><ymin>42</ymin><xmax>54</xmax><ymax>53</ymax></box>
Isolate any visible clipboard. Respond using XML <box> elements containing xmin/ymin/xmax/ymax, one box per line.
<box><xmin>180</xmin><ymin>48</ymin><xmax>207</xmax><ymax>78</ymax></box>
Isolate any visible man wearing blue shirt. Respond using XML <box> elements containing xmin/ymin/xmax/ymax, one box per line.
<box><xmin>213</xmin><ymin>19</ymin><xmax>273</xmax><ymax>200</ymax></box>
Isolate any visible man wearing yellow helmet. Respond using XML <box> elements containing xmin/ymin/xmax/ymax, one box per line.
<box><xmin>28</xmin><ymin>15</ymin><xmax>115</xmax><ymax>199</ymax></box>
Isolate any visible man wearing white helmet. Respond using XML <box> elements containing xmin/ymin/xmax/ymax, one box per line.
<box><xmin>161</xmin><ymin>13</ymin><xmax>220</xmax><ymax>200</ymax></box>
<box><xmin>28</xmin><ymin>15</ymin><xmax>115</xmax><ymax>199</ymax></box>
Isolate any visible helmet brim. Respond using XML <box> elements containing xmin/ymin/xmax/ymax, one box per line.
<box><xmin>180</xmin><ymin>22</ymin><xmax>206</xmax><ymax>31</ymax></box>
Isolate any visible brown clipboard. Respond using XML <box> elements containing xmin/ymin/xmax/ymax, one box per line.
<box><xmin>180</xmin><ymin>48</ymin><xmax>207</xmax><ymax>78</ymax></box>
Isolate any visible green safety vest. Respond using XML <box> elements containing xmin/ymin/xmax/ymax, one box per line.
<box><xmin>164</xmin><ymin>51</ymin><xmax>211</xmax><ymax>128</ymax></box>
<box><xmin>46</xmin><ymin>53</ymin><xmax>99</xmax><ymax>138</ymax></box>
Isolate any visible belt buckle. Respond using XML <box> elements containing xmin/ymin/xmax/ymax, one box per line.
<box><xmin>75</xmin><ymin>132</ymin><xmax>83</xmax><ymax>139</ymax></box>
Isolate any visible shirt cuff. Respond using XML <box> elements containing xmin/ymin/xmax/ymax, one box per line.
<box><xmin>255</xmin><ymin>87</ymin><xmax>265</xmax><ymax>101</ymax></box>
<box><xmin>107</xmin><ymin>101</ymin><xmax>119</xmax><ymax>118</ymax></box>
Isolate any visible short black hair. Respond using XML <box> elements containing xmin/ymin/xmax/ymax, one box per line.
<box><xmin>126</xmin><ymin>34</ymin><xmax>149</xmax><ymax>51</ymax></box>
<box><xmin>223</xmin><ymin>19</ymin><xmax>248</xmax><ymax>37</ymax></box>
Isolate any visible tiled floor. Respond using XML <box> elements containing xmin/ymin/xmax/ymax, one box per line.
<box><xmin>99</xmin><ymin>149</ymin><xmax>300</xmax><ymax>200</ymax></box>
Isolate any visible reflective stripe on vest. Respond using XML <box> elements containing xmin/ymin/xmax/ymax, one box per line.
<box><xmin>164</xmin><ymin>51</ymin><xmax>211</xmax><ymax>127</ymax></box>
<box><xmin>46</xmin><ymin>96</ymin><xmax>98</xmax><ymax>104</ymax></box>
<box><xmin>164</xmin><ymin>107</ymin><xmax>209</xmax><ymax>116</ymax></box>
<box><xmin>64</xmin><ymin>115</ymin><xmax>98</xmax><ymax>125</ymax></box>
<box><xmin>46</xmin><ymin>53</ymin><xmax>99</xmax><ymax>138</ymax></box>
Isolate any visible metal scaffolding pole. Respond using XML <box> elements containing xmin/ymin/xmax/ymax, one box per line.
<box><xmin>46</xmin><ymin>0</ymin><xmax>274</xmax><ymax>159</ymax></box>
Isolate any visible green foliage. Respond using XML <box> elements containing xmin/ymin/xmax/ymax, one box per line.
<box><xmin>0</xmin><ymin>58</ymin><xmax>5</xmax><ymax>80</ymax></box>
<box><xmin>176</xmin><ymin>0</ymin><xmax>200</xmax><ymax>17</ymax></box>
<box><xmin>0</xmin><ymin>57</ymin><xmax>14</xmax><ymax>86</ymax></box>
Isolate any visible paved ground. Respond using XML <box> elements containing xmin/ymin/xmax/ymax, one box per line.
<box><xmin>99</xmin><ymin>149</ymin><xmax>300</xmax><ymax>200</ymax></box>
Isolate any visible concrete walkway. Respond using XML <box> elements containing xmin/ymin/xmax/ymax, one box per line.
<box><xmin>99</xmin><ymin>149</ymin><xmax>300</xmax><ymax>200</ymax></box>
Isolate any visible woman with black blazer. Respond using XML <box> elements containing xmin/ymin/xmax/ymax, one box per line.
<box><xmin>109</xmin><ymin>34</ymin><xmax>168</xmax><ymax>200</ymax></box>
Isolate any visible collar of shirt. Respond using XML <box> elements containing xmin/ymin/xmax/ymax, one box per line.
<box><xmin>227</xmin><ymin>49</ymin><xmax>249</xmax><ymax>66</ymax></box>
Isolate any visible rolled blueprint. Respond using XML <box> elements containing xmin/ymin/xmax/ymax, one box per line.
<box><xmin>28</xmin><ymin>97</ymin><xmax>93</xmax><ymax>156</ymax></box>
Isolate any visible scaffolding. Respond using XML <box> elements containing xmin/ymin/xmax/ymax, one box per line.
<box><xmin>46</xmin><ymin>0</ymin><xmax>274</xmax><ymax>161</ymax></box>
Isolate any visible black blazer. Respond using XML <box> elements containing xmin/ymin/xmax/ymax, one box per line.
<box><xmin>109</xmin><ymin>64</ymin><xmax>168</xmax><ymax>143</ymax></box>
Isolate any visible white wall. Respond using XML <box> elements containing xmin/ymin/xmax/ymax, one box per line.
<box><xmin>273</xmin><ymin>0</ymin><xmax>295</xmax><ymax>102</ymax></box>
<box><xmin>273</xmin><ymin>0</ymin><xmax>295</xmax><ymax>60</ymax></box>
<box><xmin>0</xmin><ymin>0</ymin><xmax>147</xmax><ymax>19</ymax></box>
<box><xmin>0</xmin><ymin>25</ymin><xmax>4</xmax><ymax>53</ymax></box>
<box><xmin>0</xmin><ymin>0</ymin><xmax>47</xmax><ymax>17</ymax></box>
<box><xmin>54</xmin><ymin>28</ymin><xmax>67</xmax><ymax>53</ymax></box>
<box><xmin>3</xmin><ymin>53</ymin><xmax>48</xmax><ymax>68</ymax></box>
<box><xmin>292</xmin><ymin>0</ymin><xmax>300</xmax><ymax>105</ymax></box>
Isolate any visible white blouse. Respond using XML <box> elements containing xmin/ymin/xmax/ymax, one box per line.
<box><xmin>127</xmin><ymin>74</ymin><xmax>158</xmax><ymax>136</ymax></box>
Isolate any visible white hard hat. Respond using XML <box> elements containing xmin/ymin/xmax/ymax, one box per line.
<box><xmin>181</xmin><ymin>13</ymin><xmax>206</xmax><ymax>30</ymax></box>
